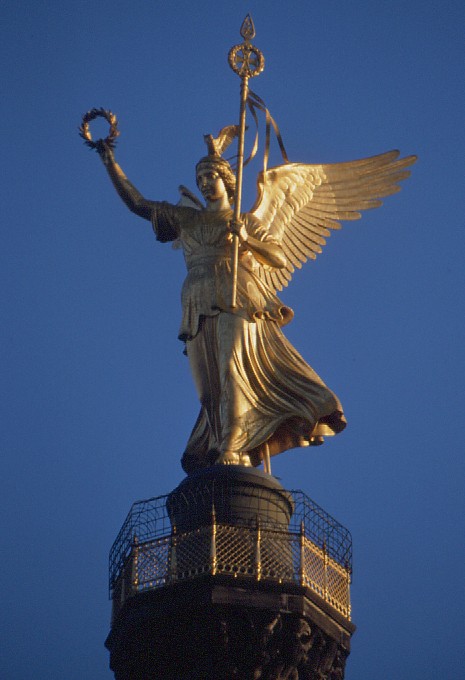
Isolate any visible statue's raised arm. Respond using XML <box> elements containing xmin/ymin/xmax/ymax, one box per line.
<box><xmin>97</xmin><ymin>140</ymin><xmax>153</xmax><ymax>221</ymax></box>
<box><xmin>79</xmin><ymin>108</ymin><xmax>153</xmax><ymax>221</ymax></box>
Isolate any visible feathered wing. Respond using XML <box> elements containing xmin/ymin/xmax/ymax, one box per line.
<box><xmin>177</xmin><ymin>184</ymin><xmax>203</xmax><ymax>209</ymax></box>
<box><xmin>250</xmin><ymin>150</ymin><xmax>416</xmax><ymax>293</ymax></box>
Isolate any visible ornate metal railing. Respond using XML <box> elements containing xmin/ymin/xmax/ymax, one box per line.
<box><xmin>109</xmin><ymin>489</ymin><xmax>352</xmax><ymax>621</ymax></box>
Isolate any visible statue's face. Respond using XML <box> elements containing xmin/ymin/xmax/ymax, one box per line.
<box><xmin>196</xmin><ymin>167</ymin><xmax>227</xmax><ymax>203</ymax></box>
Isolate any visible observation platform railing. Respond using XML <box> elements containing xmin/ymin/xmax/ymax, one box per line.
<box><xmin>109</xmin><ymin>489</ymin><xmax>352</xmax><ymax>622</ymax></box>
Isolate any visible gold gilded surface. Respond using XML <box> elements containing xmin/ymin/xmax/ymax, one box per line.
<box><xmin>82</xmin><ymin>17</ymin><xmax>415</xmax><ymax>475</ymax></box>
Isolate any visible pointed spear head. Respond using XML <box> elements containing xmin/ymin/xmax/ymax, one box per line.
<box><xmin>240</xmin><ymin>14</ymin><xmax>256</xmax><ymax>41</ymax></box>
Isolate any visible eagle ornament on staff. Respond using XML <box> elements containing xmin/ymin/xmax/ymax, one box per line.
<box><xmin>80</xmin><ymin>16</ymin><xmax>415</xmax><ymax>475</ymax></box>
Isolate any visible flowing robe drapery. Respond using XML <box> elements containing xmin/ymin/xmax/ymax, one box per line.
<box><xmin>151</xmin><ymin>203</ymin><xmax>346</xmax><ymax>472</ymax></box>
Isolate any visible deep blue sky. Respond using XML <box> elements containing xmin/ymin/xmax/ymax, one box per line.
<box><xmin>1</xmin><ymin>1</ymin><xmax>464</xmax><ymax>678</ymax></box>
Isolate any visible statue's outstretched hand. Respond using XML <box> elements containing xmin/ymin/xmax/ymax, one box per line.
<box><xmin>95</xmin><ymin>139</ymin><xmax>115</xmax><ymax>166</ymax></box>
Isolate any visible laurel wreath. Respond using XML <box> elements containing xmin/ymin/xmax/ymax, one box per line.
<box><xmin>79</xmin><ymin>108</ymin><xmax>120</xmax><ymax>150</ymax></box>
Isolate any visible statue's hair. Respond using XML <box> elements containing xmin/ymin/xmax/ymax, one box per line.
<box><xmin>196</xmin><ymin>156</ymin><xmax>236</xmax><ymax>203</ymax></box>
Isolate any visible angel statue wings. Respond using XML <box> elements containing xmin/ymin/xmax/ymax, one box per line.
<box><xmin>92</xmin><ymin>122</ymin><xmax>415</xmax><ymax>474</ymax></box>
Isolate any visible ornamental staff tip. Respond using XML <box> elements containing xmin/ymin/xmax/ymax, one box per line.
<box><xmin>228</xmin><ymin>20</ymin><xmax>265</xmax><ymax>80</ymax></box>
<box><xmin>240</xmin><ymin>14</ymin><xmax>256</xmax><ymax>41</ymax></box>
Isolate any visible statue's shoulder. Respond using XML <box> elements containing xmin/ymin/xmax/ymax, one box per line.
<box><xmin>243</xmin><ymin>211</ymin><xmax>266</xmax><ymax>238</ymax></box>
<box><xmin>152</xmin><ymin>201</ymin><xmax>197</xmax><ymax>242</ymax></box>
<box><xmin>152</xmin><ymin>201</ymin><xmax>201</xmax><ymax>220</ymax></box>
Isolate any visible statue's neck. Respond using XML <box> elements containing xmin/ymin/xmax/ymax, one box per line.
<box><xmin>204</xmin><ymin>195</ymin><xmax>232</xmax><ymax>212</ymax></box>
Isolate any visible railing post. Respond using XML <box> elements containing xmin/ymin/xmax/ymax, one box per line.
<box><xmin>345</xmin><ymin>561</ymin><xmax>351</xmax><ymax>620</ymax></box>
<box><xmin>323</xmin><ymin>540</ymin><xmax>328</xmax><ymax>601</ymax></box>
<box><xmin>255</xmin><ymin>518</ymin><xmax>262</xmax><ymax>581</ymax></box>
<box><xmin>131</xmin><ymin>534</ymin><xmax>139</xmax><ymax>595</ymax></box>
<box><xmin>169</xmin><ymin>525</ymin><xmax>177</xmax><ymax>583</ymax></box>
<box><xmin>210</xmin><ymin>504</ymin><xmax>217</xmax><ymax>575</ymax></box>
<box><xmin>299</xmin><ymin>521</ymin><xmax>305</xmax><ymax>586</ymax></box>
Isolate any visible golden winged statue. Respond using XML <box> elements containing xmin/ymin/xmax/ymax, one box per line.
<box><xmin>93</xmin><ymin>125</ymin><xmax>415</xmax><ymax>474</ymax></box>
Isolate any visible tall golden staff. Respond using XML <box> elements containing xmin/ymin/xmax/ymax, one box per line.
<box><xmin>228</xmin><ymin>15</ymin><xmax>264</xmax><ymax>309</ymax></box>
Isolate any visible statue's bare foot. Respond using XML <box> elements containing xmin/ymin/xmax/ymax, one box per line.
<box><xmin>216</xmin><ymin>450</ymin><xmax>241</xmax><ymax>465</ymax></box>
<box><xmin>216</xmin><ymin>451</ymin><xmax>253</xmax><ymax>466</ymax></box>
